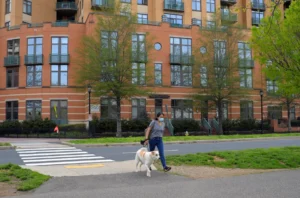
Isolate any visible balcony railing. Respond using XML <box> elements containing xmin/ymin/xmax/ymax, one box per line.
<box><xmin>132</xmin><ymin>52</ymin><xmax>148</xmax><ymax>63</ymax></box>
<box><xmin>91</xmin><ymin>0</ymin><xmax>114</xmax><ymax>9</ymax></box>
<box><xmin>56</xmin><ymin>2</ymin><xmax>77</xmax><ymax>11</ymax></box>
<box><xmin>4</xmin><ymin>56</ymin><xmax>20</xmax><ymax>67</ymax></box>
<box><xmin>170</xmin><ymin>54</ymin><xmax>194</xmax><ymax>65</ymax></box>
<box><xmin>221</xmin><ymin>0</ymin><xmax>237</xmax><ymax>5</ymax></box>
<box><xmin>252</xmin><ymin>17</ymin><xmax>261</xmax><ymax>25</ymax></box>
<box><xmin>49</xmin><ymin>54</ymin><xmax>70</xmax><ymax>64</ymax></box>
<box><xmin>221</xmin><ymin>12</ymin><xmax>238</xmax><ymax>23</ymax></box>
<box><xmin>252</xmin><ymin>2</ymin><xmax>265</xmax><ymax>10</ymax></box>
<box><xmin>238</xmin><ymin>59</ymin><xmax>254</xmax><ymax>68</ymax></box>
<box><xmin>200</xmin><ymin>25</ymin><xmax>228</xmax><ymax>32</ymax></box>
<box><xmin>24</xmin><ymin>55</ymin><xmax>43</xmax><ymax>65</ymax></box>
<box><xmin>164</xmin><ymin>0</ymin><xmax>184</xmax><ymax>12</ymax></box>
<box><xmin>52</xmin><ymin>20</ymin><xmax>72</xmax><ymax>27</ymax></box>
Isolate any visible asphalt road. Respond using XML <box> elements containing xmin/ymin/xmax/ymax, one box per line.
<box><xmin>6</xmin><ymin>170</ymin><xmax>300</xmax><ymax>198</ymax></box>
<box><xmin>1</xmin><ymin>138</ymin><xmax>300</xmax><ymax>165</ymax></box>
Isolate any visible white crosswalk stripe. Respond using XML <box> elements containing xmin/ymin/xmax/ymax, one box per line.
<box><xmin>13</xmin><ymin>142</ymin><xmax>114</xmax><ymax>166</ymax></box>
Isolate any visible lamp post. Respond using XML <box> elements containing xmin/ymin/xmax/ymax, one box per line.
<box><xmin>260</xmin><ymin>89</ymin><xmax>263</xmax><ymax>134</ymax></box>
<box><xmin>88</xmin><ymin>84</ymin><xmax>92</xmax><ymax>137</ymax></box>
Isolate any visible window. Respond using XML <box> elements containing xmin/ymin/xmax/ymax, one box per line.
<box><xmin>137</xmin><ymin>14</ymin><xmax>148</xmax><ymax>24</ymax></box>
<box><xmin>192</xmin><ymin>0</ymin><xmax>201</xmax><ymax>11</ymax></box>
<box><xmin>6</xmin><ymin>68</ymin><xmax>19</xmax><ymax>88</ymax></box>
<box><xmin>240</xmin><ymin>101</ymin><xmax>253</xmax><ymax>119</ymax></box>
<box><xmin>101</xmin><ymin>98</ymin><xmax>117</xmax><ymax>119</ymax></box>
<box><xmin>121</xmin><ymin>0</ymin><xmax>131</xmax><ymax>3</ymax></box>
<box><xmin>154</xmin><ymin>43</ymin><xmax>162</xmax><ymax>51</ymax></box>
<box><xmin>192</xmin><ymin>18</ymin><xmax>202</xmax><ymax>26</ymax></box>
<box><xmin>171</xmin><ymin>99</ymin><xmax>193</xmax><ymax>119</ymax></box>
<box><xmin>27</xmin><ymin>66</ymin><xmax>42</xmax><ymax>87</ymax></box>
<box><xmin>171</xmin><ymin>65</ymin><xmax>192</xmax><ymax>86</ymax></box>
<box><xmin>28</xmin><ymin>37</ymin><xmax>42</xmax><ymax>55</ymax></box>
<box><xmin>23</xmin><ymin>0</ymin><xmax>32</xmax><ymax>15</ymax></box>
<box><xmin>137</xmin><ymin>0</ymin><xmax>148</xmax><ymax>5</ymax></box>
<box><xmin>200</xmin><ymin>66</ymin><xmax>207</xmax><ymax>87</ymax></box>
<box><xmin>162</xmin><ymin>14</ymin><xmax>183</xmax><ymax>25</ymax></box>
<box><xmin>50</xmin><ymin>100</ymin><xmax>68</xmax><ymax>124</ymax></box>
<box><xmin>6</xmin><ymin>101</ymin><xmax>18</xmax><ymax>120</ymax></box>
<box><xmin>252</xmin><ymin>11</ymin><xmax>264</xmax><ymax>25</ymax></box>
<box><xmin>51</xmin><ymin>37</ymin><xmax>68</xmax><ymax>54</ymax></box>
<box><xmin>238</xmin><ymin>42</ymin><xmax>252</xmax><ymax>64</ymax></box>
<box><xmin>290</xmin><ymin>106</ymin><xmax>296</xmax><ymax>120</ymax></box>
<box><xmin>155</xmin><ymin>63</ymin><xmax>162</xmax><ymax>85</ymax></box>
<box><xmin>5</xmin><ymin>0</ymin><xmax>11</xmax><ymax>14</ymax></box>
<box><xmin>51</xmin><ymin>65</ymin><xmax>68</xmax><ymax>86</ymax></box>
<box><xmin>207</xmin><ymin>21</ymin><xmax>216</xmax><ymax>29</ymax></box>
<box><xmin>26</xmin><ymin>100</ymin><xmax>41</xmax><ymax>120</ymax></box>
<box><xmin>170</xmin><ymin>37</ymin><xmax>192</xmax><ymax>61</ymax></box>
<box><xmin>132</xmin><ymin>34</ymin><xmax>146</xmax><ymax>62</ymax></box>
<box><xmin>5</xmin><ymin>21</ymin><xmax>10</xmax><ymax>27</ymax></box>
<box><xmin>132</xmin><ymin>63</ymin><xmax>146</xmax><ymax>85</ymax></box>
<box><xmin>101</xmin><ymin>31</ymin><xmax>117</xmax><ymax>59</ymax></box>
<box><xmin>206</xmin><ymin>0</ymin><xmax>215</xmax><ymax>13</ymax></box>
<box><xmin>216</xmin><ymin>101</ymin><xmax>228</xmax><ymax>120</ymax></box>
<box><xmin>155</xmin><ymin>99</ymin><xmax>163</xmax><ymax>116</ymax></box>
<box><xmin>7</xmin><ymin>39</ymin><xmax>20</xmax><ymax>56</ymax></box>
<box><xmin>266</xmin><ymin>80</ymin><xmax>278</xmax><ymax>94</ymax></box>
<box><xmin>101</xmin><ymin>61</ymin><xmax>116</xmax><ymax>82</ymax></box>
<box><xmin>201</xmin><ymin>100</ymin><xmax>208</xmax><ymax>119</ymax></box>
<box><xmin>214</xmin><ymin>40</ymin><xmax>227</xmax><ymax>66</ymax></box>
<box><xmin>267</xmin><ymin>106</ymin><xmax>282</xmax><ymax>120</ymax></box>
<box><xmin>240</xmin><ymin>69</ymin><xmax>252</xmax><ymax>88</ymax></box>
<box><xmin>132</xmin><ymin>98</ymin><xmax>146</xmax><ymax>119</ymax></box>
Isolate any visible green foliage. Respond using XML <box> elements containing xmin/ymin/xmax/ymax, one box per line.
<box><xmin>171</xmin><ymin>119</ymin><xmax>201</xmax><ymax>134</ymax></box>
<box><xmin>58</xmin><ymin>124</ymin><xmax>87</xmax><ymax>132</ymax></box>
<box><xmin>222</xmin><ymin>119</ymin><xmax>271</xmax><ymax>133</ymax></box>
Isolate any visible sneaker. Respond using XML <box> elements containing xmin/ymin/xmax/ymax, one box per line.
<box><xmin>164</xmin><ymin>166</ymin><xmax>171</xmax><ymax>172</ymax></box>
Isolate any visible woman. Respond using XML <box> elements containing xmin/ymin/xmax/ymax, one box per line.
<box><xmin>144</xmin><ymin>112</ymin><xmax>171</xmax><ymax>172</ymax></box>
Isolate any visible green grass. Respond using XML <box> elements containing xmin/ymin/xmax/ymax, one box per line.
<box><xmin>0</xmin><ymin>142</ymin><xmax>11</xmax><ymax>147</ymax></box>
<box><xmin>69</xmin><ymin>133</ymin><xmax>300</xmax><ymax>144</ymax></box>
<box><xmin>0</xmin><ymin>163</ymin><xmax>51</xmax><ymax>191</ymax></box>
<box><xmin>165</xmin><ymin>146</ymin><xmax>300</xmax><ymax>169</ymax></box>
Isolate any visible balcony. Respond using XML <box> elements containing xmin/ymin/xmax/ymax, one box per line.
<box><xmin>4</xmin><ymin>56</ymin><xmax>20</xmax><ymax>67</ymax></box>
<box><xmin>164</xmin><ymin>0</ymin><xmax>184</xmax><ymax>12</ymax></box>
<box><xmin>221</xmin><ymin>11</ymin><xmax>237</xmax><ymax>23</ymax></box>
<box><xmin>56</xmin><ymin>2</ymin><xmax>77</xmax><ymax>15</ymax></box>
<box><xmin>221</xmin><ymin>0</ymin><xmax>237</xmax><ymax>5</ymax></box>
<box><xmin>252</xmin><ymin>2</ymin><xmax>265</xmax><ymax>10</ymax></box>
<box><xmin>200</xmin><ymin>25</ymin><xmax>228</xmax><ymax>32</ymax></box>
<box><xmin>137</xmin><ymin>0</ymin><xmax>148</xmax><ymax>5</ymax></box>
<box><xmin>132</xmin><ymin>52</ymin><xmax>147</xmax><ymax>63</ymax></box>
<box><xmin>52</xmin><ymin>20</ymin><xmax>73</xmax><ymax>27</ymax></box>
<box><xmin>24</xmin><ymin>55</ymin><xmax>43</xmax><ymax>65</ymax></box>
<box><xmin>49</xmin><ymin>54</ymin><xmax>70</xmax><ymax>64</ymax></box>
<box><xmin>252</xmin><ymin>17</ymin><xmax>261</xmax><ymax>25</ymax></box>
<box><xmin>91</xmin><ymin>0</ymin><xmax>114</xmax><ymax>10</ymax></box>
<box><xmin>238</xmin><ymin>59</ymin><xmax>254</xmax><ymax>68</ymax></box>
<box><xmin>170</xmin><ymin>54</ymin><xmax>194</xmax><ymax>65</ymax></box>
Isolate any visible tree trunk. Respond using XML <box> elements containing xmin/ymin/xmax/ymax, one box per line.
<box><xmin>116</xmin><ymin>96</ymin><xmax>122</xmax><ymax>137</ymax></box>
<box><xmin>287</xmin><ymin>102</ymin><xmax>291</xmax><ymax>132</ymax></box>
<box><xmin>217</xmin><ymin>101</ymin><xmax>224</xmax><ymax>135</ymax></box>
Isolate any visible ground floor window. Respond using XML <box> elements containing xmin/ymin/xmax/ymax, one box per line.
<box><xmin>267</xmin><ymin>106</ymin><xmax>282</xmax><ymax>119</ymax></box>
<box><xmin>50</xmin><ymin>100</ymin><xmax>68</xmax><ymax>124</ymax></box>
<box><xmin>26</xmin><ymin>100</ymin><xmax>42</xmax><ymax>120</ymax></box>
<box><xmin>6</xmin><ymin>101</ymin><xmax>18</xmax><ymax>120</ymax></box>
<box><xmin>240</xmin><ymin>101</ymin><xmax>253</xmax><ymax>119</ymax></box>
<box><xmin>100</xmin><ymin>98</ymin><xmax>117</xmax><ymax>119</ymax></box>
<box><xmin>171</xmin><ymin>99</ymin><xmax>193</xmax><ymax>119</ymax></box>
<box><xmin>155</xmin><ymin>99</ymin><xmax>163</xmax><ymax>116</ymax></box>
<box><xmin>132</xmin><ymin>98</ymin><xmax>146</xmax><ymax>119</ymax></box>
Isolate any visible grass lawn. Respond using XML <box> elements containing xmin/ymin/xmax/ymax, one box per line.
<box><xmin>69</xmin><ymin>133</ymin><xmax>300</xmax><ymax>144</ymax></box>
<box><xmin>0</xmin><ymin>142</ymin><xmax>11</xmax><ymax>147</ymax></box>
<box><xmin>165</xmin><ymin>146</ymin><xmax>300</xmax><ymax>169</ymax></box>
<box><xmin>0</xmin><ymin>163</ymin><xmax>51</xmax><ymax>191</ymax></box>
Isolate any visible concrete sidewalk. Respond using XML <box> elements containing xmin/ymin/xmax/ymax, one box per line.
<box><xmin>21</xmin><ymin>160</ymin><xmax>156</xmax><ymax>177</ymax></box>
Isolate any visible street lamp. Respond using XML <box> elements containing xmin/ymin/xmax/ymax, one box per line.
<box><xmin>88</xmin><ymin>84</ymin><xmax>92</xmax><ymax>137</ymax></box>
<box><xmin>260</xmin><ymin>90</ymin><xmax>263</xmax><ymax>134</ymax></box>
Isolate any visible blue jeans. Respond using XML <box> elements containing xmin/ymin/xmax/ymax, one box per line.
<box><xmin>149</xmin><ymin>137</ymin><xmax>166</xmax><ymax>169</ymax></box>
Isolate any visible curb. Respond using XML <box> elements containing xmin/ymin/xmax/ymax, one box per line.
<box><xmin>0</xmin><ymin>146</ymin><xmax>15</xmax><ymax>150</ymax></box>
<box><xmin>61</xmin><ymin>136</ymin><xmax>300</xmax><ymax>147</ymax></box>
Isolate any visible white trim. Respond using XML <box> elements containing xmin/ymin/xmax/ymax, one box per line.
<box><xmin>50</xmin><ymin>35</ymin><xmax>69</xmax><ymax>37</ymax></box>
<box><xmin>7</xmin><ymin>37</ymin><xmax>20</xmax><ymax>40</ymax></box>
<box><xmin>170</xmin><ymin>35</ymin><xmax>192</xmax><ymax>39</ymax></box>
<box><xmin>26</xmin><ymin>35</ymin><xmax>44</xmax><ymax>38</ymax></box>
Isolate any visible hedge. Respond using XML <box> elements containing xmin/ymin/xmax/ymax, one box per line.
<box><xmin>222</xmin><ymin>119</ymin><xmax>271</xmax><ymax>133</ymax></box>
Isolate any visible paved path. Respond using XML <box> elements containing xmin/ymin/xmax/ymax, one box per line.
<box><xmin>5</xmin><ymin>170</ymin><xmax>300</xmax><ymax>198</ymax></box>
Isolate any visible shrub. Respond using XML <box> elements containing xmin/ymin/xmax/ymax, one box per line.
<box><xmin>171</xmin><ymin>119</ymin><xmax>201</xmax><ymax>134</ymax></box>
<box><xmin>58</xmin><ymin>124</ymin><xmax>87</xmax><ymax>132</ymax></box>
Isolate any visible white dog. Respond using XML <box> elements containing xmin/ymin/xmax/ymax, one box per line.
<box><xmin>135</xmin><ymin>147</ymin><xmax>160</xmax><ymax>177</ymax></box>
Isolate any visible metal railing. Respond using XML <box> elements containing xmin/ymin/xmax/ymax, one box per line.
<box><xmin>56</xmin><ymin>2</ymin><xmax>77</xmax><ymax>10</ymax></box>
<box><xmin>4</xmin><ymin>56</ymin><xmax>20</xmax><ymax>67</ymax></box>
<box><xmin>164</xmin><ymin>0</ymin><xmax>184</xmax><ymax>11</ymax></box>
<box><xmin>212</xmin><ymin>118</ymin><xmax>220</xmax><ymax>134</ymax></box>
<box><xmin>49</xmin><ymin>54</ymin><xmax>70</xmax><ymax>64</ymax></box>
<box><xmin>239</xmin><ymin>59</ymin><xmax>255</xmax><ymax>68</ymax></box>
<box><xmin>221</xmin><ymin>11</ymin><xmax>238</xmax><ymax>22</ymax></box>
<box><xmin>24</xmin><ymin>54</ymin><xmax>43</xmax><ymax>65</ymax></box>
<box><xmin>201</xmin><ymin>118</ymin><xmax>212</xmax><ymax>135</ymax></box>
<box><xmin>91</xmin><ymin>0</ymin><xmax>114</xmax><ymax>8</ymax></box>
<box><xmin>170</xmin><ymin>54</ymin><xmax>194</xmax><ymax>65</ymax></box>
<box><xmin>252</xmin><ymin>2</ymin><xmax>265</xmax><ymax>10</ymax></box>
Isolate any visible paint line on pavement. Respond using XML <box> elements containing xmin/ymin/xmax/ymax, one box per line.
<box><xmin>21</xmin><ymin>154</ymin><xmax>95</xmax><ymax>160</ymax></box>
<box><xmin>20</xmin><ymin>151</ymin><xmax>88</xmax><ymax>157</ymax></box>
<box><xmin>17</xmin><ymin>149</ymin><xmax>82</xmax><ymax>154</ymax></box>
<box><xmin>122</xmin><ymin>149</ymin><xmax>179</xmax><ymax>154</ymax></box>
<box><xmin>25</xmin><ymin>159</ymin><xmax>114</xmax><ymax>166</ymax></box>
<box><xmin>16</xmin><ymin>147</ymin><xmax>77</xmax><ymax>151</ymax></box>
<box><xmin>65</xmin><ymin>164</ymin><xmax>105</xmax><ymax>169</ymax></box>
<box><xmin>23</xmin><ymin>156</ymin><xmax>105</xmax><ymax>163</ymax></box>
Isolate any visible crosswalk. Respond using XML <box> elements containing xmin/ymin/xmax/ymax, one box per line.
<box><xmin>12</xmin><ymin>142</ymin><xmax>114</xmax><ymax>166</ymax></box>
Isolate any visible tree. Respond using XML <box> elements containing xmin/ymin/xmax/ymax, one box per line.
<box><xmin>192</xmin><ymin>14</ymin><xmax>248</xmax><ymax>135</ymax></box>
<box><xmin>251</xmin><ymin>0</ymin><xmax>300</xmax><ymax>131</ymax></box>
<box><xmin>75</xmin><ymin>2</ymin><xmax>153</xmax><ymax>137</ymax></box>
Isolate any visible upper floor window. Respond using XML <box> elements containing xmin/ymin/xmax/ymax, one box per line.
<box><xmin>240</xmin><ymin>68</ymin><xmax>252</xmax><ymax>88</ymax></box>
<box><xmin>132</xmin><ymin>34</ymin><xmax>146</xmax><ymax>62</ymax></box>
<box><xmin>132</xmin><ymin>63</ymin><xmax>146</xmax><ymax>85</ymax></box>
<box><xmin>51</xmin><ymin>37</ymin><xmax>68</xmax><ymax>54</ymax></box>
<box><xmin>192</xmin><ymin>18</ymin><xmax>202</xmax><ymax>26</ymax></box>
<box><xmin>51</xmin><ymin>65</ymin><xmax>68</xmax><ymax>86</ymax></box>
<box><xmin>214</xmin><ymin>40</ymin><xmax>227</xmax><ymax>66</ymax></box>
<box><xmin>266</xmin><ymin>79</ymin><xmax>278</xmax><ymax>94</ymax></box>
<box><xmin>27</xmin><ymin>65</ymin><xmax>42</xmax><ymax>87</ymax></box>
<box><xmin>252</xmin><ymin>11</ymin><xmax>264</xmax><ymax>25</ymax></box>
<box><xmin>23</xmin><ymin>0</ymin><xmax>32</xmax><ymax>15</ymax></box>
<box><xmin>121</xmin><ymin>0</ymin><xmax>131</xmax><ymax>3</ymax></box>
<box><xmin>154</xmin><ymin>63</ymin><xmax>162</xmax><ymax>85</ymax></box>
<box><xmin>162</xmin><ymin>14</ymin><xmax>183</xmax><ymax>25</ymax></box>
<box><xmin>238</xmin><ymin>42</ymin><xmax>252</xmax><ymax>60</ymax></box>
<box><xmin>101</xmin><ymin>31</ymin><xmax>117</xmax><ymax>59</ymax></box>
<box><xmin>28</xmin><ymin>37</ymin><xmax>42</xmax><ymax>55</ymax></box>
<box><xmin>5</xmin><ymin>21</ymin><xmax>10</xmax><ymax>27</ymax></box>
<box><xmin>206</xmin><ymin>0</ymin><xmax>215</xmax><ymax>13</ymax></box>
<box><xmin>137</xmin><ymin>0</ymin><xmax>148</xmax><ymax>5</ymax></box>
<box><xmin>192</xmin><ymin>0</ymin><xmax>201</xmax><ymax>11</ymax></box>
<box><xmin>200</xmin><ymin>66</ymin><xmax>207</xmax><ymax>87</ymax></box>
<box><xmin>137</xmin><ymin>14</ymin><xmax>148</xmax><ymax>24</ymax></box>
<box><xmin>5</xmin><ymin>0</ymin><xmax>11</xmax><ymax>14</ymax></box>
<box><xmin>171</xmin><ymin>65</ymin><xmax>192</xmax><ymax>86</ymax></box>
<box><xmin>6</xmin><ymin>68</ymin><xmax>19</xmax><ymax>88</ymax></box>
<box><xmin>7</xmin><ymin>39</ymin><xmax>20</xmax><ymax>56</ymax></box>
